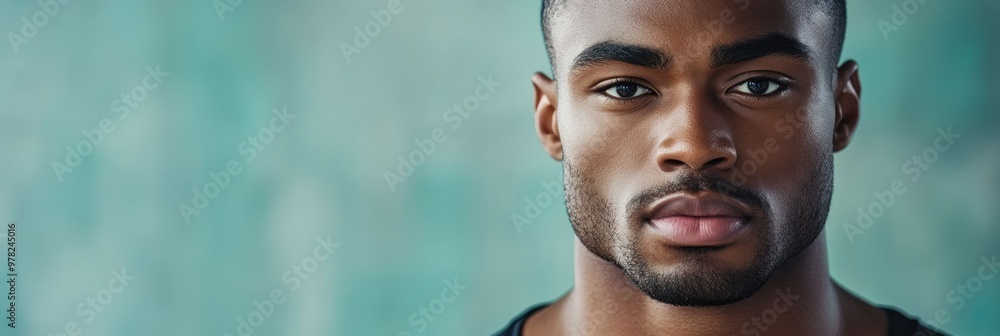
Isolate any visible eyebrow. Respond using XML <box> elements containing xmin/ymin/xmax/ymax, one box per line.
<box><xmin>710</xmin><ymin>33</ymin><xmax>811</xmax><ymax>68</ymax></box>
<box><xmin>570</xmin><ymin>41</ymin><xmax>670</xmax><ymax>73</ymax></box>
<box><xmin>568</xmin><ymin>33</ymin><xmax>810</xmax><ymax>74</ymax></box>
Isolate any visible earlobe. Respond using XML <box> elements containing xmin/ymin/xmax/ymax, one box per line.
<box><xmin>532</xmin><ymin>72</ymin><xmax>563</xmax><ymax>160</ymax></box>
<box><xmin>832</xmin><ymin>60</ymin><xmax>861</xmax><ymax>152</ymax></box>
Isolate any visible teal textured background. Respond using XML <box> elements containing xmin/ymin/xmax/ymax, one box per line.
<box><xmin>1</xmin><ymin>0</ymin><xmax>997</xmax><ymax>335</ymax></box>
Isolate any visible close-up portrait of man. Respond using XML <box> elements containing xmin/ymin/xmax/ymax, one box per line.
<box><xmin>496</xmin><ymin>0</ymin><xmax>962</xmax><ymax>335</ymax></box>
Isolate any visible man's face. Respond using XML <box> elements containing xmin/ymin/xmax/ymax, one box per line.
<box><xmin>541</xmin><ymin>0</ymin><xmax>857</xmax><ymax>306</ymax></box>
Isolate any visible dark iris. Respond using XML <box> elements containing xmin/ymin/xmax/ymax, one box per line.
<box><xmin>746</xmin><ymin>79</ymin><xmax>770</xmax><ymax>94</ymax></box>
<box><xmin>614</xmin><ymin>83</ymin><xmax>638</xmax><ymax>98</ymax></box>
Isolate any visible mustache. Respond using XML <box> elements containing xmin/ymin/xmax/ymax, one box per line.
<box><xmin>626</xmin><ymin>172</ymin><xmax>768</xmax><ymax>216</ymax></box>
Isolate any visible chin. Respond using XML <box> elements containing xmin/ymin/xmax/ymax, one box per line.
<box><xmin>617</xmin><ymin>238</ymin><xmax>775</xmax><ymax>307</ymax></box>
<box><xmin>627</xmin><ymin>263</ymin><xmax>770</xmax><ymax>307</ymax></box>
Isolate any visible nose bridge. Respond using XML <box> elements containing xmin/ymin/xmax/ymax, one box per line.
<box><xmin>654</xmin><ymin>89</ymin><xmax>737</xmax><ymax>172</ymax></box>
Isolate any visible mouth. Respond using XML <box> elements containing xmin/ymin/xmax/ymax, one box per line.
<box><xmin>644</xmin><ymin>191</ymin><xmax>752</xmax><ymax>247</ymax></box>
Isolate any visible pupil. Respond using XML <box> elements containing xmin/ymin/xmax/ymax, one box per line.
<box><xmin>747</xmin><ymin>79</ymin><xmax>769</xmax><ymax>94</ymax></box>
<box><xmin>615</xmin><ymin>83</ymin><xmax>637</xmax><ymax>97</ymax></box>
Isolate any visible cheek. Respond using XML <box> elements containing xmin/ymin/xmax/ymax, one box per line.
<box><xmin>741</xmin><ymin>110</ymin><xmax>831</xmax><ymax>219</ymax></box>
<box><xmin>560</xmin><ymin>110</ymin><xmax>654</xmax><ymax>194</ymax></box>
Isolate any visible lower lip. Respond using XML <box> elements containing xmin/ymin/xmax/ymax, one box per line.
<box><xmin>648</xmin><ymin>216</ymin><xmax>748</xmax><ymax>246</ymax></box>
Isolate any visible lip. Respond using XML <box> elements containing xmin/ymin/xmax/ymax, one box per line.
<box><xmin>645</xmin><ymin>192</ymin><xmax>752</xmax><ymax>247</ymax></box>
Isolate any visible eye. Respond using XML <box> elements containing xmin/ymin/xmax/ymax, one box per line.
<box><xmin>601</xmin><ymin>81</ymin><xmax>652</xmax><ymax>99</ymax></box>
<box><xmin>732</xmin><ymin>78</ymin><xmax>785</xmax><ymax>95</ymax></box>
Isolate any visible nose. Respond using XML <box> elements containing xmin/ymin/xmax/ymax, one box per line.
<box><xmin>654</xmin><ymin>100</ymin><xmax>737</xmax><ymax>173</ymax></box>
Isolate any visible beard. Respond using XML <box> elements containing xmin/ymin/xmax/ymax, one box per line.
<box><xmin>563</xmin><ymin>154</ymin><xmax>833</xmax><ymax>307</ymax></box>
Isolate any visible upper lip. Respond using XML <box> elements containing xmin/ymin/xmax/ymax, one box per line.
<box><xmin>646</xmin><ymin>192</ymin><xmax>752</xmax><ymax>220</ymax></box>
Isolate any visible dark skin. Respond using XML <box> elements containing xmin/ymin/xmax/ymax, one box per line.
<box><xmin>526</xmin><ymin>1</ymin><xmax>881</xmax><ymax>335</ymax></box>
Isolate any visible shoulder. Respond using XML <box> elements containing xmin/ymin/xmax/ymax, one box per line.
<box><xmin>879</xmin><ymin>306</ymin><xmax>949</xmax><ymax>336</ymax></box>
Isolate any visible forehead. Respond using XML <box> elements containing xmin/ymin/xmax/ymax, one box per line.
<box><xmin>549</xmin><ymin>0</ymin><xmax>831</xmax><ymax>75</ymax></box>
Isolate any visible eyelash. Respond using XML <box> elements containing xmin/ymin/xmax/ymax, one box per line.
<box><xmin>729</xmin><ymin>76</ymin><xmax>791</xmax><ymax>100</ymax></box>
<box><xmin>596</xmin><ymin>78</ymin><xmax>655</xmax><ymax>102</ymax></box>
<box><xmin>594</xmin><ymin>76</ymin><xmax>791</xmax><ymax>103</ymax></box>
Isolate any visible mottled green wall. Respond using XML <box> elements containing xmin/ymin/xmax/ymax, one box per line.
<box><xmin>1</xmin><ymin>0</ymin><xmax>997</xmax><ymax>335</ymax></box>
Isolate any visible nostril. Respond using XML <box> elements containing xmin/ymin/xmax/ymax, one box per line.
<box><xmin>662</xmin><ymin>159</ymin><xmax>686</xmax><ymax>167</ymax></box>
<box><xmin>660</xmin><ymin>156</ymin><xmax>732</xmax><ymax>172</ymax></box>
<box><xmin>703</xmin><ymin>157</ymin><xmax>730</xmax><ymax>168</ymax></box>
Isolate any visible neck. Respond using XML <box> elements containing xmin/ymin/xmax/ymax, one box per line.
<box><xmin>560</xmin><ymin>232</ymin><xmax>851</xmax><ymax>336</ymax></box>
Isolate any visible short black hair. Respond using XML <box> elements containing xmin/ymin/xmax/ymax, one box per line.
<box><xmin>541</xmin><ymin>0</ymin><xmax>847</xmax><ymax>72</ymax></box>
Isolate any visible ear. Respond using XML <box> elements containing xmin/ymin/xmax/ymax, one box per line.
<box><xmin>832</xmin><ymin>60</ymin><xmax>861</xmax><ymax>152</ymax></box>
<box><xmin>532</xmin><ymin>72</ymin><xmax>563</xmax><ymax>161</ymax></box>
